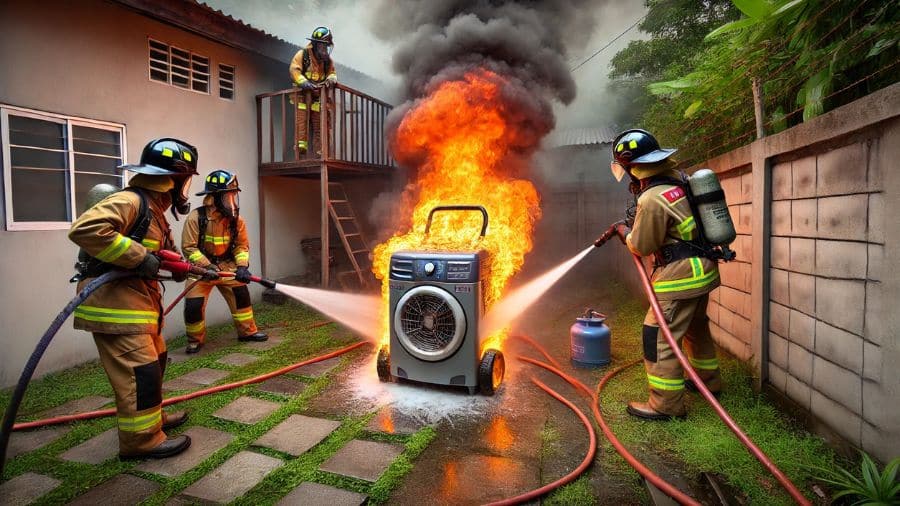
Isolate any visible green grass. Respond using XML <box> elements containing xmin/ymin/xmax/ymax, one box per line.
<box><xmin>596</xmin><ymin>284</ymin><xmax>841</xmax><ymax>505</ymax></box>
<box><xmin>1</xmin><ymin>300</ymin><xmax>433</xmax><ymax>505</ymax></box>
<box><xmin>544</xmin><ymin>476</ymin><xmax>598</xmax><ymax>506</ymax></box>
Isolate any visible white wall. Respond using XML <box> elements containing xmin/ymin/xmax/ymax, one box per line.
<box><xmin>0</xmin><ymin>0</ymin><xmax>285</xmax><ymax>386</ymax></box>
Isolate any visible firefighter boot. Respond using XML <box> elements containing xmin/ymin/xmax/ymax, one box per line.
<box><xmin>238</xmin><ymin>332</ymin><xmax>268</xmax><ymax>342</ymax></box>
<box><xmin>162</xmin><ymin>410</ymin><xmax>189</xmax><ymax>430</ymax></box>
<box><xmin>626</xmin><ymin>401</ymin><xmax>686</xmax><ymax>421</ymax></box>
<box><xmin>120</xmin><ymin>435</ymin><xmax>191</xmax><ymax>460</ymax></box>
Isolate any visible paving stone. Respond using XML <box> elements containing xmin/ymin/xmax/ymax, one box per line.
<box><xmin>41</xmin><ymin>396</ymin><xmax>112</xmax><ymax>417</ymax></box>
<box><xmin>136</xmin><ymin>427</ymin><xmax>235</xmax><ymax>477</ymax></box>
<box><xmin>0</xmin><ymin>472</ymin><xmax>60</xmax><ymax>505</ymax></box>
<box><xmin>213</xmin><ymin>396</ymin><xmax>281</xmax><ymax>425</ymax></box>
<box><xmin>163</xmin><ymin>368</ymin><xmax>229</xmax><ymax>391</ymax></box>
<box><xmin>166</xmin><ymin>348</ymin><xmax>192</xmax><ymax>364</ymax></box>
<box><xmin>241</xmin><ymin>334</ymin><xmax>283</xmax><ymax>351</ymax></box>
<box><xmin>320</xmin><ymin>439</ymin><xmax>403</xmax><ymax>482</ymax></box>
<box><xmin>366</xmin><ymin>408</ymin><xmax>425</xmax><ymax>435</ymax></box>
<box><xmin>255</xmin><ymin>414</ymin><xmax>340</xmax><ymax>456</ymax></box>
<box><xmin>182</xmin><ymin>450</ymin><xmax>283</xmax><ymax>503</ymax></box>
<box><xmin>257</xmin><ymin>377</ymin><xmax>308</xmax><ymax>397</ymax></box>
<box><xmin>60</xmin><ymin>428</ymin><xmax>119</xmax><ymax>464</ymax></box>
<box><xmin>217</xmin><ymin>353</ymin><xmax>260</xmax><ymax>367</ymax></box>
<box><xmin>7</xmin><ymin>426</ymin><xmax>71</xmax><ymax>459</ymax></box>
<box><xmin>277</xmin><ymin>482</ymin><xmax>367</xmax><ymax>506</ymax></box>
<box><xmin>432</xmin><ymin>454</ymin><xmax>538</xmax><ymax>504</ymax></box>
<box><xmin>288</xmin><ymin>357</ymin><xmax>341</xmax><ymax>377</ymax></box>
<box><xmin>67</xmin><ymin>474</ymin><xmax>160</xmax><ymax>506</ymax></box>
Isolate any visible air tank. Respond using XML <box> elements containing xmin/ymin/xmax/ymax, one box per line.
<box><xmin>570</xmin><ymin>309</ymin><xmax>611</xmax><ymax>368</ymax></box>
<box><xmin>688</xmin><ymin>169</ymin><xmax>736</xmax><ymax>246</ymax></box>
<box><xmin>83</xmin><ymin>183</ymin><xmax>119</xmax><ymax>212</ymax></box>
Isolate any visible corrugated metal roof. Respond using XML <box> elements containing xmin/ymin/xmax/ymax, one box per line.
<box><xmin>544</xmin><ymin>126</ymin><xmax>619</xmax><ymax>149</ymax></box>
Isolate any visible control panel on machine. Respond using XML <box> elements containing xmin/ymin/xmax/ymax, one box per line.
<box><xmin>414</xmin><ymin>259</ymin><xmax>476</xmax><ymax>282</ymax></box>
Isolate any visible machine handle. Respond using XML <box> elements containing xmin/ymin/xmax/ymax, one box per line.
<box><xmin>424</xmin><ymin>205</ymin><xmax>489</xmax><ymax>237</ymax></box>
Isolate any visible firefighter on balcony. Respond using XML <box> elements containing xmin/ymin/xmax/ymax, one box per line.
<box><xmin>181</xmin><ymin>170</ymin><xmax>267</xmax><ymax>354</ymax></box>
<box><xmin>68</xmin><ymin>138</ymin><xmax>199</xmax><ymax>459</ymax></box>
<box><xmin>289</xmin><ymin>26</ymin><xmax>336</xmax><ymax>155</ymax></box>
<box><xmin>608</xmin><ymin>129</ymin><xmax>722</xmax><ymax>421</ymax></box>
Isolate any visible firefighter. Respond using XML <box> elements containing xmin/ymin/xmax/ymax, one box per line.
<box><xmin>181</xmin><ymin>170</ymin><xmax>267</xmax><ymax>354</ymax></box>
<box><xmin>609</xmin><ymin>129</ymin><xmax>722</xmax><ymax>420</ymax></box>
<box><xmin>68</xmin><ymin>138</ymin><xmax>199</xmax><ymax>459</ymax></box>
<box><xmin>289</xmin><ymin>26</ymin><xmax>336</xmax><ymax>155</ymax></box>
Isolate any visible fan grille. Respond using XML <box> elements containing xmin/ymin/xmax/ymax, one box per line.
<box><xmin>399</xmin><ymin>293</ymin><xmax>459</xmax><ymax>352</ymax></box>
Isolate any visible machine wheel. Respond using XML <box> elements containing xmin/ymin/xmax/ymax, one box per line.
<box><xmin>377</xmin><ymin>346</ymin><xmax>392</xmax><ymax>382</ymax></box>
<box><xmin>478</xmin><ymin>349</ymin><xmax>505</xmax><ymax>395</ymax></box>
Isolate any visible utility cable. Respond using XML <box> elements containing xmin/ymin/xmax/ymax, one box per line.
<box><xmin>570</xmin><ymin>14</ymin><xmax>647</xmax><ymax>73</ymax></box>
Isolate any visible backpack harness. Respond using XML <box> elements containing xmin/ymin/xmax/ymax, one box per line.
<box><xmin>197</xmin><ymin>206</ymin><xmax>238</xmax><ymax>264</ymax></box>
<box><xmin>71</xmin><ymin>188</ymin><xmax>151</xmax><ymax>282</ymax></box>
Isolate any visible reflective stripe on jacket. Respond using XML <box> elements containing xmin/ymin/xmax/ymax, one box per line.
<box><xmin>181</xmin><ymin>196</ymin><xmax>250</xmax><ymax>272</ymax></box>
<box><xmin>68</xmin><ymin>175</ymin><xmax>176</xmax><ymax>334</ymax></box>
<box><xmin>289</xmin><ymin>45</ymin><xmax>336</xmax><ymax>86</ymax></box>
<box><xmin>625</xmin><ymin>173</ymin><xmax>719</xmax><ymax>301</ymax></box>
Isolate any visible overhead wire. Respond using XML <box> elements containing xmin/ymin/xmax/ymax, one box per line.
<box><xmin>570</xmin><ymin>14</ymin><xmax>647</xmax><ymax>73</ymax></box>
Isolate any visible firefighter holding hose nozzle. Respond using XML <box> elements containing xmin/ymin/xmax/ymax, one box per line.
<box><xmin>601</xmin><ymin>129</ymin><xmax>731</xmax><ymax>421</ymax></box>
<box><xmin>67</xmin><ymin>138</ymin><xmax>200</xmax><ymax>459</ymax></box>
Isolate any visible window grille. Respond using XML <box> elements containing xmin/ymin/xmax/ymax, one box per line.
<box><xmin>148</xmin><ymin>38</ymin><xmax>209</xmax><ymax>94</ymax></box>
<box><xmin>219</xmin><ymin>63</ymin><xmax>235</xmax><ymax>100</ymax></box>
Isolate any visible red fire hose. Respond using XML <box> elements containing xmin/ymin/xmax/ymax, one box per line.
<box><xmin>486</xmin><ymin>376</ymin><xmax>597</xmax><ymax>506</ymax></box>
<box><xmin>625</xmin><ymin>251</ymin><xmax>811</xmax><ymax>505</ymax></box>
<box><xmin>12</xmin><ymin>321</ymin><xmax>358</xmax><ymax>431</ymax></box>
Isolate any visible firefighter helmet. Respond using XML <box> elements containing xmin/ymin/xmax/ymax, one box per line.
<box><xmin>612</xmin><ymin>129</ymin><xmax>677</xmax><ymax>167</ymax></box>
<box><xmin>308</xmin><ymin>26</ymin><xmax>334</xmax><ymax>45</ymax></box>
<box><xmin>196</xmin><ymin>170</ymin><xmax>240</xmax><ymax>195</ymax></box>
<box><xmin>119</xmin><ymin>138</ymin><xmax>199</xmax><ymax>176</ymax></box>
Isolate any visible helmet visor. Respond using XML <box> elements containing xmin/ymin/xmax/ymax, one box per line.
<box><xmin>217</xmin><ymin>191</ymin><xmax>240</xmax><ymax>218</ymax></box>
<box><xmin>610</xmin><ymin>161</ymin><xmax>627</xmax><ymax>182</ymax></box>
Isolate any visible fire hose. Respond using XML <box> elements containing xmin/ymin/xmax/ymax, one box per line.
<box><xmin>0</xmin><ymin>250</ymin><xmax>284</xmax><ymax>477</ymax></box>
<box><xmin>595</xmin><ymin>226</ymin><xmax>811</xmax><ymax>505</ymax></box>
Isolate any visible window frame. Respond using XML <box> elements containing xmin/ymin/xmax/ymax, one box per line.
<box><xmin>1</xmin><ymin>104</ymin><xmax>127</xmax><ymax>231</ymax></box>
<box><xmin>218</xmin><ymin>63</ymin><xmax>236</xmax><ymax>101</ymax></box>
<box><xmin>147</xmin><ymin>38</ymin><xmax>211</xmax><ymax>96</ymax></box>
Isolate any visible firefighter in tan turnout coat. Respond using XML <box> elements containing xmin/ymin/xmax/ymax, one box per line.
<box><xmin>289</xmin><ymin>26</ymin><xmax>337</xmax><ymax>155</ymax></box>
<box><xmin>181</xmin><ymin>170</ymin><xmax>267</xmax><ymax>354</ymax></box>
<box><xmin>609</xmin><ymin>129</ymin><xmax>722</xmax><ymax>420</ymax></box>
<box><xmin>68</xmin><ymin>138</ymin><xmax>198</xmax><ymax>459</ymax></box>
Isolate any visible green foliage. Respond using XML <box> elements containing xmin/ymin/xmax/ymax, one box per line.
<box><xmin>625</xmin><ymin>0</ymin><xmax>900</xmax><ymax>166</ymax></box>
<box><xmin>544</xmin><ymin>476</ymin><xmax>598</xmax><ymax>506</ymax></box>
<box><xmin>812</xmin><ymin>453</ymin><xmax>900</xmax><ymax>505</ymax></box>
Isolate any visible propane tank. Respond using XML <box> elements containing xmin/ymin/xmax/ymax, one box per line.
<box><xmin>688</xmin><ymin>169</ymin><xmax>736</xmax><ymax>246</ymax></box>
<box><xmin>570</xmin><ymin>309</ymin><xmax>611</xmax><ymax>368</ymax></box>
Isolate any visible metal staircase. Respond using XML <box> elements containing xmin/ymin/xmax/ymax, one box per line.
<box><xmin>327</xmin><ymin>182</ymin><xmax>373</xmax><ymax>289</ymax></box>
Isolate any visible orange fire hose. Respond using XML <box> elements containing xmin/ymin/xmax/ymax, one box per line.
<box><xmin>486</xmin><ymin>376</ymin><xmax>597</xmax><ymax>506</ymax></box>
<box><xmin>516</xmin><ymin>354</ymin><xmax>700</xmax><ymax>505</ymax></box>
<box><xmin>625</xmin><ymin>251</ymin><xmax>811</xmax><ymax>505</ymax></box>
<box><xmin>11</xmin><ymin>321</ymin><xmax>358</xmax><ymax>431</ymax></box>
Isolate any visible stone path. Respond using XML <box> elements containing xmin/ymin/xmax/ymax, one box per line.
<box><xmin>181</xmin><ymin>450</ymin><xmax>283</xmax><ymax>503</ymax></box>
<box><xmin>59</xmin><ymin>428</ymin><xmax>118</xmax><ymax>464</ymax></box>
<box><xmin>67</xmin><ymin>474</ymin><xmax>160</xmax><ymax>506</ymax></box>
<box><xmin>320</xmin><ymin>439</ymin><xmax>404</xmax><ymax>482</ymax></box>
<box><xmin>241</xmin><ymin>333</ymin><xmax>283</xmax><ymax>351</ymax></box>
<box><xmin>255</xmin><ymin>414</ymin><xmax>340</xmax><ymax>456</ymax></box>
<box><xmin>256</xmin><ymin>376</ymin><xmax>307</xmax><ymax>396</ymax></box>
<box><xmin>6</xmin><ymin>427</ymin><xmax>71</xmax><ymax>459</ymax></box>
<box><xmin>136</xmin><ymin>427</ymin><xmax>235</xmax><ymax>477</ymax></box>
<box><xmin>162</xmin><ymin>367</ymin><xmax>229</xmax><ymax>391</ymax></box>
<box><xmin>217</xmin><ymin>353</ymin><xmax>260</xmax><ymax>367</ymax></box>
<box><xmin>41</xmin><ymin>396</ymin><xmax>112</xmax><ymax>417</ymax></box>
<box><xmin>213</xmin><ymin>396</ymin><xmax>281</xmax><ymax>424</ymax></box>
<box><xmin>276</xmin><ymin>482</ymin><xmax>367</xmax><ymax>506</ymax></box>
<box><xmin>288</xmin><ymin>356</ymin><xmax>341</xmax><ymax>377</ymax></box>
<box><xmin>365</xmin><ymin>407</ymin><xmax>426</xmax><ymax>435</ymax></box>
<box><xmin>0</xmin><ymin>472</ymin><xmax>60</xmax><ymax>505</ymax></box>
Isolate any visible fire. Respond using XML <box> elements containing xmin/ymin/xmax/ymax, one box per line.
<box><xmin>372</xmin><ymin>69</ymin><xmax>542</xmax><ymax>353</ymax></box>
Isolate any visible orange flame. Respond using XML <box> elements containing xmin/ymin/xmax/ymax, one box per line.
<box><xmin>373</xmin><ymin>69</ymin><xmax>542</xmax><ymax>353</ymax></box>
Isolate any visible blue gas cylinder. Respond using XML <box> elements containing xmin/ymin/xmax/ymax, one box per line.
<box><xmin>570</xmin><ymin>309</ymin><xmax>611</xmax><ymax>367</ymax></box>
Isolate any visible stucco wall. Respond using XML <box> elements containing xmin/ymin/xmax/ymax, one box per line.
<box><xmin>697</xmin><ymin>83</ymin><xmax>900</xmax><ymax>463</ymax></box>
<box><xmin>0</xmin><ymin>0</ymin><xmax>285</xmax><ymax>386</ymax></box>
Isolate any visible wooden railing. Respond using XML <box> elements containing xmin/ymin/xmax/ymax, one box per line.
<box><xmin>256</xmin><ymin>83</ymin><xmax>394</xmax><ymax>172</ymax></box>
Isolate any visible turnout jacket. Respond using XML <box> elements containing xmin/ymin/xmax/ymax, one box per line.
<box><xmin>289</xmin><ymin>44</ymin><xmax>336</xmax><ymax>86</ymax></box>
<box><xmin>68</xmin><ymin>175</ymin><xmax>176</xmax><ymax>334</ymax></box>
<box><xmin>181</xmin><ymin>195</ymin><xmax>250</xmax><ymax>273</ymax></box>
<box><xmin>625</xmin><ymin>171</ymin><xmax>720</xmax><ymax>301</ymax></box>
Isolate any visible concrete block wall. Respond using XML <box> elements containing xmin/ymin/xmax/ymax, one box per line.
<box><xmin>767</xmin><ymin>139</ymin><xmax>884</xmax><ymax>452</ymax></box>
<box><xmin>707</xmin><ymin>166</ymin><xmax>754</xmax><ymax>361</ymax></box>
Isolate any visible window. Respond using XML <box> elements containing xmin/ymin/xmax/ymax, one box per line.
<box><xmin>1</xmin><ymin>105</ymin><xmax>126</xmax><ymax>231</ymax></box>
<box><xmin>148</xmin><ymin>39</ymin><xmax>209</xmax><ymax>94</ymax></box>
<box><xmin>219</xmin><ymin>63</ymin><xmax>235</xmax><ymax>101</ymax></box>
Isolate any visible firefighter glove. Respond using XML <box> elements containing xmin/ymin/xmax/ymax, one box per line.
<box><xmin>614</xmin><ymin>221</ymin><xmax>631</xmax><ymax>244</ymax></box>
<box><xmin>201</xmin><ymin>268</ymin><xmax>220</xmax><ymax>281</ymax></box>
<box><xmin>299</xmin><ymin>80</ymin><xmax>317</xmax><ymax>91</ymax></box>
<box><xmin>235</xmin><ymin>266</ymin><xmax>252</xmax><ymax>284</ymax></box>
<box><xmin>325</xmin><ymin>75</ymin><xmax>337</xmax><ymax>87</ymax></box>
<box><xmin>136</xmin><ymin>254</ymin><xmax>161</xmax><ymax>278</ymax></box>
<box><xmin>171</xmin><ymin>267</ymin><xmax>189</xmax><ymax>283</ymax></box>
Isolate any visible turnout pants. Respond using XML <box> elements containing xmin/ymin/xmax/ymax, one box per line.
<box><xmin>642</xmin><ymin>294</ymin><xmax>721</xmax><ymax>416</ymax></box>
<box><xmin>184</xmin><ymin>278</ymin><xmax>258</xmax><ymax>345</ymax></box>
<box><xmin>92</xmin><ymin>332</ymin><xmax>167</xmax><ymax>455</ymax></box>
<box><xmin>294</xmin><ymin>90</ymin><xmax>321</xmax><ymax>154</ymax></box>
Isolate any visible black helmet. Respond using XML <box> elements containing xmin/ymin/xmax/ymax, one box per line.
<box><xmin>308</xmin><ymin>26</ymin><xmax>333</xmax><ymax>45</ymax></box>
<box><xmin>611</xmin><ymin>129</ymin><xmax>676</xmax><ymax>167</ymax></box>
<box><xmin>196</xmin><ymin>169</ymin><xmax>240</xmax><ymax>196</ymax></box>
<box><xmin>119</xmin><ymin>138</ymin><xmax>199</xmax><ymax>176</ymax></box>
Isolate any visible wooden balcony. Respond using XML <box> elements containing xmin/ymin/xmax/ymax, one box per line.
<box><xmin>256</xmin><ymin>83</ymin><xmax>394</xmax><ymax>178</ymax></box>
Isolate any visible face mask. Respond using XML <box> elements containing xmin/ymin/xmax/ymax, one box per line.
<box><xmin>170</xmin><ymin>175</ymin><xmax>193</xmax><ymax>219</ymax></box>
<box><xmin>610</xmin><ymin>161</ymin><xmax>627</xmax><ymax>182</ymax></box>
<box><xmin>215</xmin><ymin>191</ymin><xmax>240</xmax><ymax>219</ymax></box>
